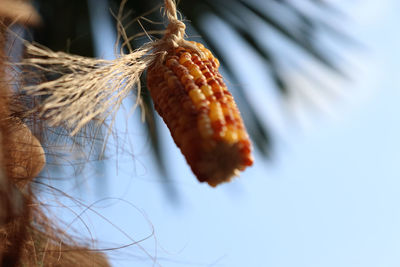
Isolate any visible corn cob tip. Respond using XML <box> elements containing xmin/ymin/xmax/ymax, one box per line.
<box><xmin>194</xmin><ymin>141</ymin><xmax>254</xmax><ymax>187</ymax></box>
<box><xmin>147</xmin><ymin>41</ymin><xmax>253</xmax><ymax>186</ymax></box>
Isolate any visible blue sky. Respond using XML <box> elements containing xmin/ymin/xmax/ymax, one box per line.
<box><xmin>49</xmin><ymin>1</ymin><xmax>400</xmax><ymax>266</ymax></box>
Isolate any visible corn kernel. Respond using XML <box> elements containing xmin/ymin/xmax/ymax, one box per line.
<box><xmin>209</xmin><ymin>102</ymin><xmax>224</xmax><ymax>122</ymax></box>
<box><xmin>198</xmin><ymin>113</ymin><xmax>213</xmax><ymax>138</ymax></box>
<box><xmin>189</xmin><ymin>67</ymin><xmax>203</xmax><ymax>81</ymax></box>
<box><xmin>180</xmin><ymin>74</ymin><xmax>194</xmax><ymax>86</ymax></box>
<box><xmin>189</xmin><ymin>89</ymin><xmax>206</xmax><ymax>104</ymax></box>
<box><xmin>166</xmin><ymin>58</ymin><xmax>178</xmax><ymax>68</ymax></box>
<box><xmin>225</xmin><ymin>129</ymin><xmax>239</xmax><ymax>144</ymax></box>
<box><xmin>200</xmin><ymin>85</ymin><xmax>213</xmax><ymax>97</ymax></box>
<box><xmin>167</xmin><ymin>76</ymin><xmax>178</xmax><ymax>89</ymax></box>
<box><xmin>179</xmin><ymin>52</ymin><xmax>191</xmax><ymax>64</ymax></box>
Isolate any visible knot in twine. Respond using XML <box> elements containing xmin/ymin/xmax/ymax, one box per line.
<box><xmin>154</xmin><ymin>0</ymin><xmax>204</xmax><ymax>59</ymax></box>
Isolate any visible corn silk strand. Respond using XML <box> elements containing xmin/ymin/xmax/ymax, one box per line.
<box><xmin>21</xmin><ymin>0</ymin><xmax>199</xmax><ymax>135</ymax></box>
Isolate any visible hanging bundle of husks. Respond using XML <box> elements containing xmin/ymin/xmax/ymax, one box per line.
<box><xmin>23</xmin><ymin>0</ymin><xmax>253</xmax><ymax>187</ymax></box>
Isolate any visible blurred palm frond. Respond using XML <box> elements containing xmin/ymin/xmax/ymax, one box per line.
<box><xmin>31</xmin><ymin>0</ymin><xmax>351</xmax><ymax>192</ymax></box>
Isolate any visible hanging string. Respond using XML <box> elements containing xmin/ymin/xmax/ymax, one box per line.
<box><xmin>152</xmin><ymin>0</ymin><xmax>203</xmax><ymax>60</ymax></box>
<box><xmin>163</xmin><ymin>0</ymin><xmax>186</xmax><ymax>45</ymax></box>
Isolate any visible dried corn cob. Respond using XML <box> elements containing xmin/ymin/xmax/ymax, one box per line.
<box><xmin>147</xmin><ymin>41</ymin><xmax>253</xmax><ymax>186</ymax></box>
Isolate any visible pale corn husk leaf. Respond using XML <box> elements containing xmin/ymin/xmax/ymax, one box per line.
<box><xmin>22</xmin><ymin>42</ymin><xmax>156</xmax><ymax>135</ymax></box>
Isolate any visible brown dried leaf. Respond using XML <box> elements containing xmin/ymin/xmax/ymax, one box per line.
<box><xmin>8</xmin><ymin>122</ymin><xmax>45</xmax><ymax>188</ymax></box>
<box><xmin>0</xmin><ymin>0</ymin><xmax>41</xmax><ymax>26</ymax></box>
